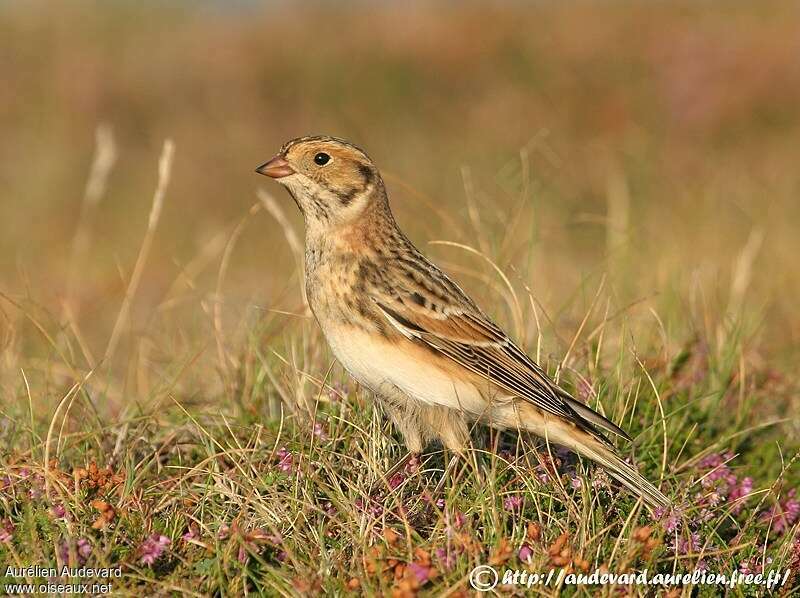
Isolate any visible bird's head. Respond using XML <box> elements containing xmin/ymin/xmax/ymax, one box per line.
<box><xmin>256</xmin><ymin>136</ymin><xmax>386</xmax><ymax>231</ymax></box>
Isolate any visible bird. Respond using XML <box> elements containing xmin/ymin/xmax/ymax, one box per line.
<box><xmin>256</xmin><ymin>135</ymin><xmax>670</xmax><ymax>509</ymax></box>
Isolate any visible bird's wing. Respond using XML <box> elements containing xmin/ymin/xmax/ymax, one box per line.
<box><xmin>370</xmin><ymin>258</ymin><xmax>630</xmax><ymax>439</ymax></box>
<box><xmin>369</xmin><ymin>259</ymin><xmax>630</xmax><ymax>441</ymax></box>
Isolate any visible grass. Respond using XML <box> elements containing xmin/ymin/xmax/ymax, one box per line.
<box><xmin>1</xmin><ymin>2</ymin><xmax>800</xmax><ymax>596</ymax></box>
<box><xmin>1</xmin><ymin>139</ymin><xmax>798</xmax><ymax>596</ymax></box>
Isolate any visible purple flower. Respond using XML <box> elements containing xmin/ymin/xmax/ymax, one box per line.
<box><xmin>217</xmin><ymin>524</ymin><xmax>230</xmax><ymax>540</ymax></box>
<box><xmin>408</xmin><ymin>562</ymin><xmax>431</xmax><ymax>584</ymax></box>
<box><xmin>77</xmin><ymin>538</ymin><xmax>91</xmax><ymax>560</ymax></box>
<box><xmin>739</xmin><ymin>560</ymin><xmax>753</xmax><ymax>576</ymax></box>
<box><xmin>760</xmin><ymin>489</ymin><xmax>800</xmax><ymax>535</ymax></box>
<box><xmin>671</xmin><ymin>532</ymin><xmax>702</xmax><ymax>555</ymax></box>
<box><xmin>182</xmin><ymin>525</ymin><xmax>200</xmax><ymax>542</ymax></box>
<box><xmin>355</xmin><ymin>497</ymin><xmax>383</xmax><ymax>517</ymax></box>
<box><xmin>570</xmin><ymin>475</ymin><xmax>582</xmax><ymax>490</ymax></box>
<box><xmin>388</xmin><ymin>473</ymin><xmax>405</xmax><ymax>490</ymax></box>
<box><xmin>592</xmin><ymin>469</ymin><xmax>611</xmax><ymax>489</ymax></box>
<box><xmin>445</xmin><ymin>510</ymin><xmax>466</xmax><ymax>536</ymax></box>
<box><xmin>654</xmin><ymin>505</ymin><xmax>683</xmax><ymax>534</ymax></box>
<box><xmin>51</xmin><ymin>504</ymin><xmax>67</xmax><ymax>519</ymax></box>
<box><xmin>519</xmin><ymin>544</ymin><xmax>533</xmax><ymax>562</ymax></box>
<box><xmin>60</xmin><ymin>538</ymin><xmax>92</xmax><ymax>565</ymax></box>
<box><xmin>434</xmin><ymin>547</ymin><xmax>457</xmax><ymax>570</ymax></box>
<box><xmin>276</xmin><ymin>447</ymin><xmax>293</xmax><ymax>473</ymax></box>
<box><xmin>728</xmin><ymin>477</ymin><xmax>753</xmax><ymax>513</ymax></box>
<box><xmin>405</xmin><ymin>456</ymin><xmax>420</xmax><ymax>474</ymax></box>
<box><xmin>312</xmin><ymin>422</ymin><xmax>328</xmax><ymax>440</ymax></box>
<box><xmin>503</xmin><ymin>495</ymin><xmax>523</xmax><ymax>511</ymax></box>
<box><xmin>326</xmin><ymin>382</ymin><xmax>347</xmax><ymax>402</ymax></box>
<box><xmin>139</xmin><ymin>534</ymin><xmax>171</xmax><ymax>566</ymax></box>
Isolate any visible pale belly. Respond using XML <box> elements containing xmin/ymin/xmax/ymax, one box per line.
<box><xmin>322</xmin><ymin>323</ymin><xmax>487</xmax><ymax>414</ymax></box>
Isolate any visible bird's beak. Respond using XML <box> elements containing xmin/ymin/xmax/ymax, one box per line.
<box><xmin>255</xmin><ymin>155</ymin><xmax>295</xmax><ymax>178</ymax></box>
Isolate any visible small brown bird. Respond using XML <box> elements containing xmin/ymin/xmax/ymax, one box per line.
<box><xmin>256</xmin><ymin>135</ymin><xmax>670</xmax><ymax>509</ymax></box>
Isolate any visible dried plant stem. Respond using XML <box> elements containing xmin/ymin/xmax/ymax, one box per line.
<box><xmin>257</xmin><ymin>188</ymin><xmax>306</xmax><ymax>306</ymax></box>
<box><xmin>103</xmin><ymin>139</ymin><xmax>174</xmax><ymax>365</ymax></box>
<box><xmin>63</xmin><ymin>124</ymin><xmax>117</xmax><ymax>322</ymax></box>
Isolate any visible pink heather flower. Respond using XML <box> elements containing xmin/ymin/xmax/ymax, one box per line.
<box><xmin>570</xmin><ymin>475</ymin><xmax>582</xmax><ymax>490</ymax></box>
<box><xmin>51</xmin><ymin>504</ymin><xmax>67</xmax><ymax>519</ymax></box>
<box><xmin>355</xmin><ymin>498</ymin><xmax>383</xmax><ymax>517</ymax></box>
<box><xmin>698</xmin><ymin>451</ymin><xmax>737</xmax><ymax>487</ymax></box>
<box><xmin>0</xmin><ymin>518</ymin><xmax>15</xmax><ymax>543</ymax></box>
<box><xmin>519</xmin><ymin>544</ymin><xmax>533</xmax><ymax>562</ymax></box>
<box><xmin>760</xmin><ymin>489</ymin><xmax>800</xmax><ymax>535</ymax></box>
<box><xmin>671</xmin><ymin>532</ymin><xmax>702</xmax><ymax>555</ymax></box>
<box><xmin>445</xmin><ymin>510</ymin><xmax>466</xmax><ymax>536</ymax></box>
<box><xmin>435</xmin><ymin>497</ymin><xmax>445</xmax><ymax>509</ymax></box>
<box><xmin>592</xmin><ymin>469</ymin><xmax>611</xmax><ymax>489</ymax></box>
<box><xmin>60</xmin><ymin>538</ymin><xmax>92</xmax><ymax>565</ymax></box>
<box><xmin>503</xmin><ymin>495</ymin><xmax>523</xmax><ymax>511</ymax></box>
<box><xmin>326</xmin><ymin>382</ymin><xmax>347</xmax><ymax>402</ymax></box>
<box><xmin>276</xmin><ymin>447</ymin><xmax>294</xmax><ymax>473</ymax></box>
<box><xmin>139</xmin><ymin>534</ymin><xmax>171</xmax><ymax>566</ymax></box>
<box><xmin>77</xmin><ymin>538</ymin><xmax>91</xmax><ymax>560</ymax></box>
<box><xmin>388</xmin><ymin>473</ymin><xmax>405</xmax><ymax>490</ymax></box>
<box><xmin>434</xmin><ymin>547</ymin><xmax>457</xmax><ymax>570</ymax></box>
<box><xmin>738</xmin><ymin>557</ymin><xmax>770</xmax><ymax>576</ymax></box>
<box><xmin>653</xmin><ymin>505</ymin><xmax>682</xmax><ymax>533</ymax></box>
<box><xmin>182</xmin><ymin>525</ymin><xmax>200</xmax><ymax>542</ymax></box>
<box><xmin>323</xmin><ymin>501</ymin><xmax>336</xmax><ymax>517</ymax></box>
<box><xmin>405</xmin><ymin>455</ymin><xmax>420</xmax><ymax>474</ymax></box>
<box><xmin>408</xmin><ymin>562</ymin><xmax>431</xmax><ymax>584</ymax></box>
<box><xmin>728</xmin><ymin>477</ymin><xmax>753</xmax><ymax>513</ymax></box>
<box><xmin>238</xmin><ymin>545</ymin><xmax>248</xmax><ymax>564</ymax></box>
<box><xmin>217</xmin><ymin>524</ymin><xmax>230</xmax><ymax>539</ymax></box>
<box><xmin>312</xmin><ymin>422</ymin><xmax>328</xmax><ymax>440</ymax></box>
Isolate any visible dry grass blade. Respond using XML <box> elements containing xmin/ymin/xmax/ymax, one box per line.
<box><xmin>103</xmin><ymin>139</ymin><xmax>175</xmax><ymax>365</ymax></box>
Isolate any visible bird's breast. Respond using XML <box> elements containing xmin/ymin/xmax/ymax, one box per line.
<box><xmin>320</xmin><ymin>322</ymin><xmax>487</xmax><ymax>413</ymax></box>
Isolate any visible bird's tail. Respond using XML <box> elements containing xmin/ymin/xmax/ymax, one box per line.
<box><xmin>566</xmin><ymin>432</ymin><xmax>671</xmax><ymax>510</ymax></box>
<box><xmin>502</xmin><ymin>402</ymin><xmax>671</xmax><ymax>510</ymax></box>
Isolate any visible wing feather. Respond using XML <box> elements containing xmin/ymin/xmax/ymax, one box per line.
<box><xmin>368</xmin><ymin>257</ymin><xmax>630</xmax><ymax>442</ymax></box>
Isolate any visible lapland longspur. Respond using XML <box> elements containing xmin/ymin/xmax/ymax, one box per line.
<box><xmin>256</xmin><ymin>136</ymin><xmax>670</xmax><ymax>509</ymax></box>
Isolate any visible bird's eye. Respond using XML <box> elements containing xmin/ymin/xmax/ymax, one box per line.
<box><xmin>313</xmin><ymin>152</ymin><xmax>331</xmax><ymax>166</ymax></box>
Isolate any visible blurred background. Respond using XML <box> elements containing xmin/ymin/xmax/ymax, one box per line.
<box><xmin>1</xmin><ymin>1</ymin><xmax>799</xmax><ymax>402</ymax></box>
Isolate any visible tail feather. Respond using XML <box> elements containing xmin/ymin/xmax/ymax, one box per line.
<box><xmin>573</xmin><ymin>437</ymin><xmax>671</xmax><ymax>510</ymax></box>
<box><xmin>504</xmin><ymin>402</ymin><xmax>671</xmax><ymax>510</ymax></box>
